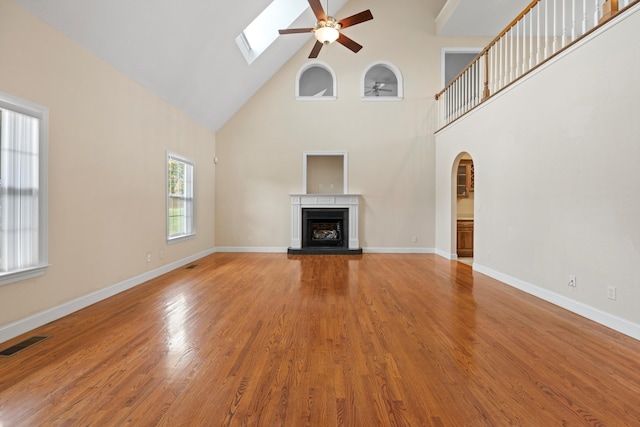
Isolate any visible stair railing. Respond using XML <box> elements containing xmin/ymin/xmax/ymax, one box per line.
<box><xmin>435</xmin><ymin>0</ymin><xmax>638</xmax><ymax>130</ymax></box>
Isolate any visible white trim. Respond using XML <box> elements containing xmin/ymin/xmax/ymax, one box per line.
<box><xmin>0</xmin><ymin>248</ymin><xmax>216</xmax><ymax>344</ymax></box>
<box><xmin>215</xmin><ymin>247</ymin><xmax>287</xmax><ymax>253</ymax></box>
<box><xmin>166</xmin><ymin>151</ymin><xmax>195</xmax><ymax>241</ymax></box>
<box><xmin>290</xmin><ymin>194</ymin><xmax>360</xmax><ymax>249</ymax></box>
<box><xmin>435</xmin><ymin>248</ymin><xmax>458</xmax><ymax>260</ymax></box>
<box><xmin>0</xmin><ymin>92</ymin><xmax>49</xmax><ymax>285</ymax></box>
<box><xmin>215</xmin><ymin>246</ymin><xmax>436</xmax><ymax>254</ymax></box>
<box><xmin>361</xmin><ymin>61</ymin><xmax>404</xmax><ymax>101</ymax></box>
<box><xmin>295</xmin><ymin>60</ymin><xmax>337</xmax><ymax>101</ymax></box>
<box><xmin>473</xmin><ymin>263</ymin><xmax>640</xmax><ymax>342</ymax></box>
<box><xmin>363</xmin><ymin>247</ymin><xmax>435</xmax><ymax>254</ymax></box>
<box><xmin>0</xmin><ymin>265</ymin><xmax>48</xmax><ymax>286</ymax></box>
<box><xmin>302</xmin><ymin>151</ymin><xmax>348</xmax><ymax>194</ymax></box>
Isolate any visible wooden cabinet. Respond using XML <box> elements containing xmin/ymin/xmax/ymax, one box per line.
<box><xmin>457</xmin><ymin>160</ymin><xmax>474</xmax><ymax>198</ymax></box>
<box><xmin>457</xmin><ymin>220</ymin><xmax>474</xmax><ymax>257</ymax></box>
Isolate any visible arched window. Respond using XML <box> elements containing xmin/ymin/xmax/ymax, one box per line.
<box><xmin>361</xmin><ymin>61</ymin><xmax>403</xmax><ymax>101</ymax></box>
<box><xmin>296</xmin><ymin>61</ymin><xmax>337</xmax><ymax>101</ymax></box>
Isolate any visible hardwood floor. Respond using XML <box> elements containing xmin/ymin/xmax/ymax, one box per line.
<box><xmin>1</xmin><ymin>253</ymin><xmax>640</xmax><ymax>426</ymax></box>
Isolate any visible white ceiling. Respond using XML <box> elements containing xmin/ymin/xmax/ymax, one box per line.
<box><xmin>13</xmin><ymin>0</ymin><xmax>529</xmax><ymax>133</ymax></box>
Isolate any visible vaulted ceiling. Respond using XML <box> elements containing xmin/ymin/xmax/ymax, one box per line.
<box><xmin>12</xmin><ymin>0</ymin><xmax>529</xmax><ymax>132</ymax></box>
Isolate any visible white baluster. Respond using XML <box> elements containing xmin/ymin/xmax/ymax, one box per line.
<box><xmin>517</xmin><ymin>21</ymin><xmax>521</xmax><ymax>78</ymax></box>
<box><xmin>529</xmin><ymin>9</ymin><xmax>534</xmax><ymax>71</ymax></box>
<box><xmin>493</xmin><ymin>44</ymin><xmax>498</xmax><ymax>94</ymax></box>
<box><xmin>476</xmin><ymin>60</ymin><xmax>480</xmax><ymax>104</ymax></box>
<box><xmin>572</xmin><ymin>0</ymin><xmax>576</xmax><ymax>41</ymax></box>
<box><xmin>495</xmin><ymin>43</ymin><xmax>500</xmax><ymax>93</ymax></box>
<box><xmin>544</xmin><ymin>0</ymin><xmax>549</xmax><ymax>59</ymax></box>
<box><xmin>510</xmin><ymin>27</ymin><xmax>514</xmax><ymax>82</ymax></box>
<box><xmin>499</xmin><ymin>38</ymin><xmax>504</xmax><ymax>89</ymax></box>
<box><xmin>594</xmin><ymin>0</ymin><xmax>599</xmax><ymax>30</ymax></box>
<box><xmin>519</xmin><ymin>19</ymin><xmax>524</xmax><ymax>75</ymax></box>
<box><xmin>562</xmin><ymin>0</ymin><xmax>567</xmax><ymax>47</ymax></box>
<box><xmin>582</xmin><ymin>0</ymin><xmax>587</xmax><ymax>35</ymax></box>
<box><xmin>456</xmin><ymin>78</ymin><xmax>460</xmax><ymax>118</ymax></box>
<box><xmin>449</xmin><ymin>88</ymin><xmax>452</xmax><ymax>121</ymax></box>
<box><xmin>553</xmin><ymin>0</ymin><xmax>558</xmax><ymax>53</ymax></box>
<box><xmin>537</xmin><ymin>1</ymin><xmax>542</xmax><ymax>63</ymax></box>
<box><xmin>464</xmin><ymin>68</ymin><xmax>468</xmax><ymax>112</ymax></box>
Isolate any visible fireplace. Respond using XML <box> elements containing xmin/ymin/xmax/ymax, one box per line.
<box><xmin>303</xmin><ymin>208</ymin><xmax>348</xmax><ymax>248</ymax></box>
<box><xmin>289</xmin><ymin>194</ymin><xmax>362</xmax><ymax>255</ymax></box>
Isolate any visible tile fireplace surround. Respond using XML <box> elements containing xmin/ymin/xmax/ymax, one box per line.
<box><xmin>289</xmin><ymin>194</ymin><xmax>362</xmax><ymax>254</ymax></box>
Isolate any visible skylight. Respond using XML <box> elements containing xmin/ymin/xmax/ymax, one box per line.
<box><xmin>236</xmin><ymin>0</ymin><xmax>310</xmax><ymax>65</ymax></box>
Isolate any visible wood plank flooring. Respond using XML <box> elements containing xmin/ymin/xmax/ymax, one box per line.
<box><xmin>1</xmin><ymin>253</ymin><xmax>640</xmax><ymax>426</ymax></box>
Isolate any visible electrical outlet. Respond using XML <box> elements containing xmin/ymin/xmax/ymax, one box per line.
<box><xmin>568</xmin><ymin>275</ymin><xmax>576</xmax><ymax>287</ymax></box>
<box><xmin>412</xmin><ymin>236</ymin><xmax>418</xmax><ymax>243</ymax></box>
<box><xmin>607</xmin><ymin>286</ymin><xmax>616</xmax><ymax>300</ymax></box>
<box><xmin>146</xmin><ymin>252</ymin><xmax>152</xmax><ymax>263</ymax></box>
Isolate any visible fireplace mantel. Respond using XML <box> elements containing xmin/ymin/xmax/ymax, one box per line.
<box><xmin>290</xmin><ymin>194</ymin><xmax>360</xmax><ymax>252</ymax></box>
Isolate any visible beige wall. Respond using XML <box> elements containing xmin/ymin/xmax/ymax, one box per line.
<box><xmin>307</xmin><ymin>155</ymin><xmax>344</xmax><ymax>194</ymax></box>
<box><xmin>435</xmin><ymin>8</ymin><xmax>640</xmax><ymax>330</ymax></box>
<box><xmin>0</xmin><ymin>1</ymin><xmax>216</xmax><ymax>331</ymax></box>
<box><xmin>216</xmin><ymin>0</ymin><xmax>488</xmax><ymax>250</ymax></box>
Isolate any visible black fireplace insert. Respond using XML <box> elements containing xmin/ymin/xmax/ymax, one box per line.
<box><xmin>302</xmin><ymin>208</ymin><xmax>348</xmax><ymax>248</ymax></box>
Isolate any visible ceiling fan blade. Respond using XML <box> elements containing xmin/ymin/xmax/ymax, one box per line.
<box><xmin>337</xmin><ymin>9</ymin><xmax>373</xmax><ymax>29</ymax></box>
<box><xmin>337</xmin><ymin>33</ymin><xmax>363</xmax><ymax>53</ymax></box>
<box><xmin>308</xmin><ymin>0</ymin><xmax>327</xmax><ymax>21</ymax></box>
<box><xmin>309</xmin><ymin>41</ymin><xmax>324</xmax><ymax>58</ymax></box>
<box><xmin>279</xmin><ymin>28</ymin><xmax>314</xmax><ymax>35</ymax></box>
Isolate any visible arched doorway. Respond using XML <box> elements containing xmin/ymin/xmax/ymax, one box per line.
<box><xmin>454</xmin><ymin>153</ymin><xmax>474</xmax><ymax>264</ymax></box>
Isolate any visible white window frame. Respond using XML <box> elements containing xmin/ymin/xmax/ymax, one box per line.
<box><xmin>166</xmin><ymin>152</ymin><xmax>195</xmax><ymax>243</ymax></box>
<box><xmin>0</xmin><ymin>92</ymin><xmax>49</xmax><ymax>286</ymax></box>
<box><xmin>360</xmin><ymin>61</ymin><xmax>404</xmax><ymax>101</ymax></box>
<box><xmin>295</xmin><ymin>61</ymin><xmax>337</xmax><ymax>101</ymax></box>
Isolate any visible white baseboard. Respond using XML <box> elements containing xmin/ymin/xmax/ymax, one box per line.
<box><xmin>216</xmin><ymin>247</ymin><xmax>288</xmax><ymax>253</ymax></box>
<box><xmin>363</xmin><ymin>247</ymin><xmax>435</xmax><ymax>254</ymax></box>
<box><xmin>0</xmin><ymin>248</ymin><xmax>216</xmax><ymax>344</ymax></box>
<box><xmin>216</xmin><ymin>247</ymin><xmax>436</xmax><ymax>254</ymax></box>
<box><xmin>435</xmin><ymin>248</ymin><xmax>457</xmax><ymax>260</ymax></box>
<box><xmin>473</xmin><ymin>263</ymin><xmax>640</xmax><ymax>342</ymax></box>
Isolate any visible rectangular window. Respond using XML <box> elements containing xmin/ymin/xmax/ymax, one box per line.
<box><xmin>0</xmin><ymin>92</ymin><xmax>48</xmax><ymax>285</ymax></box>
<box><xmin>167</xmin><ymin>153</ymin><xmax>194</xmax><ymax>242</ymax></box>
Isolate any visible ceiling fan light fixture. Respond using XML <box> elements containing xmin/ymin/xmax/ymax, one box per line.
<box><xmin>314</xmin><ymin>17</ymin><xmax>340</xmax><ymax>44</ymax></box>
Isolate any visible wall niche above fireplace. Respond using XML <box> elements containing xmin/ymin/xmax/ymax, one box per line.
<box><xmin>303</xmin><ymin>151</ymin><xmax>348</xmax><ymax>195</ymax></box>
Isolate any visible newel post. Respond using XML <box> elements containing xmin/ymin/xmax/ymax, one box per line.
<box><xmin>600</xmin><ymin>0</ymin><xmax>619</xmax><ymax>23</ymax></box>
<box><xmin>482</xmin><ymin>51</ymin><xmax>491</xmax><ymax>101</ymax></box>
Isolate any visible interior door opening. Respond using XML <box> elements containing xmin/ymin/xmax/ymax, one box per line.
<box><xmin>455</xmin><ymin>153</ymin><xmax>474</xmax><ymax>265</ymax></box>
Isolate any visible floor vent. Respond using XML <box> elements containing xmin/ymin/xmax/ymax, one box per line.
<box><xmin>185</xmin><ymin>264</ymin><xmax>197</xmax><ymax>270</ymax></box>
<box><xmin>0</xmin><ymin>335</ymin><xmax>50</xmax><ymax>357</ymax></box>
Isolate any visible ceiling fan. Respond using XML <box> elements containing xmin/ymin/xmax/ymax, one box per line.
<box><xmin>278</xmin><ymin>0</ymin><xmax>373</xmax><ymax>59</ymax></box>
<box><xmin>365</xmin><ymin>82</ymin><xmax>392</xmax><ymax>96</ymax></box>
